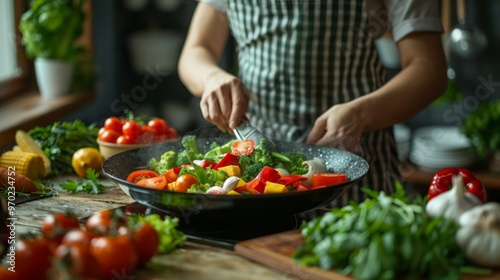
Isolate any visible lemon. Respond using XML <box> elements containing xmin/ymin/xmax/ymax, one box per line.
<box><xmin>71</xmin><ymin>147</ymin><xmax>104</xmax><ymax>177</ymax></box>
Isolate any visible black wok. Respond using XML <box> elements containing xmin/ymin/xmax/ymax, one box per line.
<box><xmin>101</xmin><ymin>138</ymin><xmax>368</xmax><ymax>223</ymax></box>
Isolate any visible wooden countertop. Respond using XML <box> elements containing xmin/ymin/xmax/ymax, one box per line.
<box><xmin>13</xmin><ymin>176</ymin><xmax>297</xmax><ymax>280</ymax></box>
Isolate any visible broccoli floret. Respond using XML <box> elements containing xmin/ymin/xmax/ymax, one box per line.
<box><xmin>241</xmin><ymin>162</ymin><xmax>265</xmax><ymax>182</ymax></box>
<box><xmin>286</xmin><ymin>152</ymin><xmax>308</xmax><ymax>174</ymax></box>
<box><xmin>204</xmin><ymin>139</ymin><xmax>235</xmax><ymax>162</ymax></box>
<box><xmin>238</xmin><ymin>155</ymin><xmax>253</xmax><ymax>172</ymax></box>
<box><xmin>205</xmin><ymin>168</ymin><xmax>228</xmax><ymax>186</ymax></box>
<box><xmin>150</xmin><ymin>150</ymin><xmax>178</xmax><ymax>174</ymax></box>
<box><xmin>176</xmin><ymin>135</ymin><xmax>204</xmax><ymax>165</ymax></box>
<box><xmin>251</xmin><ymin>140</ymin><xmax>275</xmax><ymax>166</ymax></box>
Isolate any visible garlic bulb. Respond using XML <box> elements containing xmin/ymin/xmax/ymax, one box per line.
<box><xmin>301</xmin><ymin>157</ymin><xmax>327</xmax><ymax>186</ymax></box>
<box><xmin>425</xmin><ymin>175</ymin><xmax>482</xmax><ymax>222</ymax></box>
<box><xmin>456</xmin><ymin>202</ymin><xmax>500</xmax><ymax>267</ymax></box>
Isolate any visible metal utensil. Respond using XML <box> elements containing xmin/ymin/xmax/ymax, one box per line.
<box><xmin>233</xmin><ymin>118</ymin><xmax>278</xmax><ymax>152</ymax></box>
<box><xmin>449</xmin><ymin>0</ymin><xmax>487</xmax><ymax>57</ymax></box>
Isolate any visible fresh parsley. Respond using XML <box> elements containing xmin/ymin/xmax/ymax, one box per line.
<box><xmin>60</xmin><ymin>169</ymin><xmax>109</xmax><ymax>194</ymax></box>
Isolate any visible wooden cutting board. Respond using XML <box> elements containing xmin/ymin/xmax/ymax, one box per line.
<box><xmin>234</xmin><ymin>230</ymin><xmax>500</xmax><ymax>280</ymax></box>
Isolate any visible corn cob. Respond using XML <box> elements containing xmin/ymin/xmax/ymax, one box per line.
<box><xmin>15</xmin><ymin>130</ymin><xmax>51</xmax><ymax>174</ymax></box>
<box><xmin>0</xmin><ymin>151</ymin><xmax>45</xmax><ymax>180</ymax></box>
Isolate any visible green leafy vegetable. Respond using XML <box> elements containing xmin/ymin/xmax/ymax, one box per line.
<box><xmin>27</xmin><ymin>120</ymin><xmax>99</xmax><ymax>174</ymax></box>
<box><xmin>294</xmin><ymin>182</ymin><xmax>469</xmax><ymax>280</ymax></box>
<box><xmin>130</xmin><ymin>214</ymin><xmax>186</xmax><ymax>254</ymax></box>
<box><xmin>60</xmin><ymin>169</ymin><xmax>108</xmax><ymax>194</ymax></box>
<box><xmin>150</xmin><ymin>150</ymin><xmax>178</xmax><ymax>175</ymax></box>
<box><xmin>19</xmin><ymin>0</ymin><xmax>85</xmax><ymax>61</ymax></box>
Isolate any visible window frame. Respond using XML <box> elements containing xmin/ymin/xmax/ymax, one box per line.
<box><xmin>0</xmin><ymin>0</ymin><xmax>32</xmax><ymax>103</ymax></box>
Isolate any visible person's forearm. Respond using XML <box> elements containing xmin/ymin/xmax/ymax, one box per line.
<box><xmin>351</xmin><ymin>32</ymin><xmax>447</xmax><ymax>132</ymax></box>
<box><xmin>178</xmin><ymin>46</ymin><xmax>227</xmax><ymax>97</ymax></box>
<box><xmin>351</xmin><ymin>59</ymin><xmax>447</xmax><ymax>132</ymax></box>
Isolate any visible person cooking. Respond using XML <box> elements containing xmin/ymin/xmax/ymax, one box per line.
<box><xmin>177</xmin><ymin>0</ymin><xmax>447</xmax><ymax>206</ymax></box>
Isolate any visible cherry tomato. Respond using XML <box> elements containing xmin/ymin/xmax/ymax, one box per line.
<box><xmin>119</xmin><ymin>222</ymin><xmax>159</xmax><ymax>264</ymax></box>
<box><xmin>122</xmin><ymin>121</ymin><xmax>141</xmax><ymax>140</ymax></box>
<box><xmin>136</xmin><ymin>176</ymin><xmax>167</xmax><ymax>190</ymax></box>
<box><xmin>148</xmin><ymin>118</ymin><xmax>169</xmax><ymax>135</ymax></box>
<box><xmin>98</xmin><ymin>129</ymin><xmax>122</xmax><ymax>143</ymax></box>
<box><xmin>231</xmin><ymin>139</ymin><xmax>255</xmax><ymax>156</ymax></box>
<box><xmin>136</xmin><ymin>126</ymin><xmax>156</xmax><ymax>144</ymax></box>
<box><xmin>54</xmin><ymin>243</ymin><xmax>102</xmax><ymax>279</ymax></box>
<box><xmin>90</xmin><ymin>235</ymin><xmax>138</xmax><ymax>279</ymax></box>
<box><xmin>116</xmin><ymin>134</ymin><xmax>135</xmax><ymax>144</ymax></box>
<box><xmin>311</xmin><ymin>173</ymin><xmax>348</xmax><ymax>187</ymax></box>
<box><xmin>164</xmin><ymin>126</ymin><xmax>178</xmax><ymax>139</ymax></box>
<box><xmin>62</xmin><ymin>228</ymin><xmax>99</xmax><ymax>248</ymax></box>
<box><xmin>41</xmin><ymin>213</ymin><xmax>81</xmax><ymax>244</ymax></box>
<box><xmin>104</xmin><ymin>117</ymin><xmax>123</xmax><ymax>133</ymax></box>
<box><xmin>85</xmin><ymin>209</ymin><xmax>127</xmax><ymax>235</ymax></box>
<box><xmin>14</xmin><ymin>237</ymin><xmax>53</xmax><ymax>280</ymax></box>
<box><xmin>126</xmin><ymin>170</ymin><xmax>159</xmax><ymax>183</ymax></box>
<box><xmin>175</xmin><ymin>174</ymin><xmax>199</xmax><ymax>193</ymax></box>
<box><xmin>97</xmin><ymin>127</ymin><xmax>106</xmax><ymax>139</ymax></box>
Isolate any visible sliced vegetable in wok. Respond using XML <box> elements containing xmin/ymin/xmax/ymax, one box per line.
<box><xmin>127</xmin><ymin>135</ymin><xmax>348</xmax><ymax>195</ymax></box>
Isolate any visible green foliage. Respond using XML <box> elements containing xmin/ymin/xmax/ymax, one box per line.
<box><xmin>432</xmin><ymin>79</ymin><xmax>463</xmax><ymax>106</ymax></box>
<box><xmin>19</xmin><ymin>0</ymin><xmax>85</xmax><ymax>61</ymax></box>
<box><xmin>460</xmin><ymin>100</ymin><xmax>500</xmax><ymax>157</ymax></box>
<box><xmin>60</xmin><ymin>169</ymin><xmax>109</xmax><ymax>194</ymax></box>
<box><xmin>27</xmin><ymin>120</ymin><xmax>99</xmax><ymax>174</ymax></box>
<box><xmin>294</xmin><ymin>182</ymin><xmax>467</xmax><ymax>280</ymax></box>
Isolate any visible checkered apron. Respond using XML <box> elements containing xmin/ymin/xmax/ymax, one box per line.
<box><xmin>226</xmin><ymin>0</ymin><xmax>400</xmax><ymax>206</ymax></box>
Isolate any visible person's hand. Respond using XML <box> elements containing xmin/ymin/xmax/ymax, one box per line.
<box><xmin>200</xmin><ymin>71</ymin><xmax>249</xmax><ymax>133</ymax></box>
<box><xmin>306</xmin><ymin>103</ymin><xmax>364</xmax><ymax>153</ymax></box>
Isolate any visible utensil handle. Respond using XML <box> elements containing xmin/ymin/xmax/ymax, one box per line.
<box><xmin>457</xmin><ymin>0</ymin><xmax>466</xmax><ymax>24</ymax></box>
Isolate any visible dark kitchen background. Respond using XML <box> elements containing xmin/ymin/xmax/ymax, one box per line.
<box><xmin>69</xmin><ymin>0</ymin><xmax>236</xmax><ymax>134</ymax></box>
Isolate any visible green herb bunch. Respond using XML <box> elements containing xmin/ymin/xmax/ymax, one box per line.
<box><xmin>294</xmin><ymin>183</ymin><xmax>467</xmax><ymax>280</ymax></box>
<box><xmin>27</xmin><ymin>120</ymin><xmax>99</xmax><ymax>174</ymax></box>
<box><xmin>460</xmin><ymin>100</ymin><xmax>500</xmax><ymax>158</ymax></box>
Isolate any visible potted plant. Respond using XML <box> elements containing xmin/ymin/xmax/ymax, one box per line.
<box><xmin>460</xmin><ymin>100</ymin><xmax>500</xmax><ymax>173</ymax></box>
<box><xmin>19</xmin><ymin>0</ymin><xmax>85</xmax><ymax>99</ymax></box>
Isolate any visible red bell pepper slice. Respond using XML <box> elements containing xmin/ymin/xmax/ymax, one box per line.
<box><xmin>428</xmin><ymin>167</ymin><xmax>487</xmax><ymax>202</ymax></box>
<box><xmin>244</xmin><ymin>179</ymin><xmax>265</xmax><ymax>194</ymax></box>
<box><xmin>256</xmin><ymin>166</ymin><xmax>281</xmax><ymax>183</ymax></box>
<box><xmin>277</xmin><ymin>174</ymin><xmax>308</xmax><ymax>188</ymax></box>
<box><xmin>296</xmin><ymin>184</ymin><xmax>310</xmax><ymax>192</ymax></box>
<box><xmin>214</xmin><ymin>153</ymin><xmax>240</xmax><ymax>170</ymax></box>
<box><xmin>311</xmin><ymin>173</ymin><xmax>348</xmax><ymax>187</ymax></box>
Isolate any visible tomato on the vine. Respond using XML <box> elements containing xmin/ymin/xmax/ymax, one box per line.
<box><xmin>104</xmin><ymin>117</ymin><xmax>123</xmax><ymax>133</ymax></box>
<box><xmin>62</xmin><ymin>228</ymin><xmax>99</xmax><ymax>248</ymax></box>
<box><xmin>85</xmin><ymin>209</ymin><xmax>127</xmax><ymax>235</ymax></box>
<box><xmin>122</xmin><ymin>121</ymin><xmax>141</xmax><ymax>140</ymax></box>
<box><xmin>14</xmin><ymin>237</ymin><xmax>53</xmax><ymax>279</ymax></box>
<box><xmin>148</xmin><ymin>118</ymin><xmax>169</xmax><ymax>135</ymax></box>
<box><xmin>127</xmin><ymin>170</ymin><xmax>159</xmax><ymax>183</ymax></box>
<box><xmin>54</xmin><ymin>244</ymin><xmax>102</xmax><ymax>279</ymax></box>
<box><xmin>98</xmin><ymin>129</ymin><xmax>121</xmax><ymax>143</ymax></box>
<box><xmin>175</xmin><ymin>174</ymin><xmax>199</xmax><ymax>193</ymax></box>
<box><xmin>41</xmin><ymin>213</ymin><xmax>81</xmax><ymax>244</ymax></box>
<box><xmin>119</xmin><ymin>222</ymin><xmax>159</xmax><ymax>264</ymax></box>
<box><xmin>90</xmin><ymin>235</ymin><xmax>138</xmax><ymax>279</ymax></box>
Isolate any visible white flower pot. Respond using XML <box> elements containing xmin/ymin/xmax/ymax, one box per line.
<box><xmin>34</xmin><ymin>58</ymin><xmax>74</xmax><ymax>99</ymax></box>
